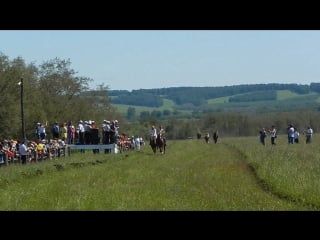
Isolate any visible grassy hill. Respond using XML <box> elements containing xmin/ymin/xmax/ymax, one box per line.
<box><xmin>112</xmin><ymin>89</ymin><xmax>320</xmax><ymax>119</ymax></box>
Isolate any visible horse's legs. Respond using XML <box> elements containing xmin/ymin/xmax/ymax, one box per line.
<box><xmin>151</xmin><ymin>142</ymin><xmax>156</xmax><ymax>154</ymax></box>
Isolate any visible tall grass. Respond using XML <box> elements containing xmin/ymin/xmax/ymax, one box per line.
<box><xmin>225</xmin><ymin>134</ymin><xmax>320</xmax><ymax>209</ymax></box>
<box><xmin>0</xmin><ymin>137</ymin><xmax>316</xmax><ymax>210</ymax></box>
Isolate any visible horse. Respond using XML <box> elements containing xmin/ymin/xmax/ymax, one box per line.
<box><xmin>156</xmin><ymin>133</ymin><xmax>166</xmax><ymax>154</ymax></box>
<box><xmin>150</xmin><ymin>134</ymin><xmax>166</xmax><ymax>154</ymax></box>
<box><xmin>150</xmin><ymin>136</ymin><xmax>157</xmax><ymax>154</ymax></box>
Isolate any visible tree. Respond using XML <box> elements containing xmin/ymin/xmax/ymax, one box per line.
<box><xmin>37</xmin><ymin>58</ymin><xmax>94</xmax><ymax>124</ymax></box>
<box><xmin>0</xmin><ymin>54</ymin><xmax>40</xmax><ymax>139</ymax></box>
<box><xmin>127</xmin><ymin>107</ymin><xmax>136</xmax><ymax>121</ymax></box>
<box><xmin>163</xmin><ymin>109</ymin><xmax>171</xmax><ymax>116</ymax></box>
<box><xmin>151</xmin><ymin>110</ymin><xmax>162</xmax><ymax>118</ymax></box>
<box><xmin>140</xmin><ymin>111</ymin><xmax>150</xmax><ymax>121</ymax></box>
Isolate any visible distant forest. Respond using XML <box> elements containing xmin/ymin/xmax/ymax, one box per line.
<box><xmin>107</xmin><ymin>83</ymin><xmax>320</xmax><ymax>107</ymax></box>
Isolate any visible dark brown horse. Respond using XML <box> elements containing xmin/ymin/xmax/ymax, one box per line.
<box><xmin>150</xmin><ymin>136</ymin><xmax>157</xmax><ymax>154</ymax></box>
<box><xmin>156</xmin><ymin>134</ymin><xmax>166</xmax><ymax>154</ymax></box>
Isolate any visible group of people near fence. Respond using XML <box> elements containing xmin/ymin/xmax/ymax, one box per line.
<box><xmin>259</xmin><ymin>124</ymin><xmax>314</xmax><ymax>145</ymax></box>
<box><xmin>34</xmin><ymin>119</ymin><xmax>121</xmax><ymax>146</ymax></box>
<box><xmin>1</xmin><ymin>117</ymin><xmax>155</xmax><ymax>166</ymax></box>
<box><xmin>0</xmin><ymin>138</ymin><xmax>67</xmax><ymax>166</ymax></box>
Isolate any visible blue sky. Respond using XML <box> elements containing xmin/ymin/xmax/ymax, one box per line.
<box><xmin>1</xmin><ymin>30</ymin><xmax>320</xmax><ymax>91</ymax></box>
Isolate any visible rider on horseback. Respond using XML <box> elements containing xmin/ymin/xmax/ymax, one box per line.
<box><xmin>158</xmin><ymin>125</ymin><xmax>166</xmax><ymax>150</ymax></box>
<box><xmin>158</xmin><ymin>125</ymin><xmax>165</xmax><ymax>139</ymax></box>
<box><xmin>149</xmin><ymin>125</ymin><xmax>157</xmax><ymax>146</ymax></box>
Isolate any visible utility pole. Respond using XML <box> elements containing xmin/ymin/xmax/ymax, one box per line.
<box><xmin>20</xmin><ymin>78</ymin><xmax>26</xmax><ymax>141</ymax></box>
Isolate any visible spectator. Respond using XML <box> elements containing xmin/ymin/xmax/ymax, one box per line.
<box><xmin>204</xmin><ymin>132</ymin><xmax>210</xmax><ymax>143</ymax></box>
<box><xmin>19</xmin><ymin>140</ymin><xmax>28</xmax><ymax>164</ymax></box>
<box><xmin>60</xmin><ymin>123</ymin><xmax>67</xmax><ymax>140</ymax></box>
<box><xmin>287</xmin><ymin>124</ymin><xmax>295</xmax><ymax>144</ymax></box>
<box><xmin>135</xmin><ymin>136</ymin><xmax>141</xmax><ymax>151</ymax></box>
<box><xmin>269</xmin><ymin>125</ymin><xmax>277</xmax><ymax>145</ymax></box>
<box><xmin>259</xmin><ymin>128</ymin><xmax>267</xmax><ymax>145</ymax></box>
<box><xmin>294</xmin><ymin>128</ymin><xmax>300</xmax><ymax>143</ymax></box>
<box><xmin>39</xmin><ymin>123</ymin><xmax>46</xmax><ymax>140</ymax></box>
<box><xmin>305</xmin><ymin>126</ymin><xmax>313</xmax><ymax>144</ymax></box>
<box><xmin>52</xmin><ymin>122</ymin><xmax>60</xmax><ymax>139</ymax></box>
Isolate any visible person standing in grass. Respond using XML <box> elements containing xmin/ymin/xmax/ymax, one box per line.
<box><xmin>305</xmin><ymin>126</ymin><xmax>313</xmax><ymax>144</ymax></box>
<box><xmin>294</xmin><ymin>128</ymin><xmax>300</xmax><ymax>143</ymax></box>
<box><xmin>134</xmin><ymin>136</ymin><xmax>141</xmax><ymax>151</ymax></box>
<box><xmin>259</xmin><ymin>128</ymin><xmax>267</xmax><ymax>145</ymax></box>
<box><xmin>204</xmin><ymin>132</ymin><xmax>210</xmax><ymax>143</ymax></box>
<box><xmin>287</xmin><ymin>124</ymin><xmax>295</xmax><ymax>144</ymax></box>
<box><xmin>269</xmin><ymin>125</ymin><xmax>277</xmax><ymax>145</ymax></box>
<box><xmin>213</xmin><ymin>131</ymin><xmax>219</xmax><ymax>144</ymax></box>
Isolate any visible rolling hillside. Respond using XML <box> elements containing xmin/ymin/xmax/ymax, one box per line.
<box><xmin>107</xmin><ymin>84</ymin><xmax>320</xmax><ymax>120</ymax></box>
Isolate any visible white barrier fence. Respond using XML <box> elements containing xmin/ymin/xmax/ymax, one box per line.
<box><xmin>67</xmin><ymin>144</ymin><xmax>119</xmax><ymax>156</ymax></box>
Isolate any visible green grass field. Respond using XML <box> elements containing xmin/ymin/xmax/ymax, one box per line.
<box><xmin>113</xmin><ymin>98</ymin><xmax>192</xmax><ymax>119</ymax></box>
<box><xmin>0</xmin><ymin>134</ymin><xmax>319</xmax><ymax>210</ymax></box>
<box><xmin>276</xmin><ymin>90</ymin><xmax>318</xmax><ymax>100</ymax></box>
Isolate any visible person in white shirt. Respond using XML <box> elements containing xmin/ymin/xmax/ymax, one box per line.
<box><xmin>19</xmin><ymin>140</ymin><xmax>28</xmax><ymax>164</ymax></box>
<box><xmin>269</xmin><ymin>125</ymin><xmax>277</xmax><ymax>145</ymax></box>
<box><xmin>305</xmin><ymin>126</ymin><xmax>313</xmax><ymax>144</ymax></box>
<box><xmin>294</xmin><ymin>128</ymin><xmax>300</xmax><ymax>143</ymax></box>
<box><xmin>39</xmin><ymin>124</ymin><xmax>46</xmax><ymax>140</ymax></box>
<box><xmin>287</xmin><ymin>124</ymin><xmax>295</xmax><ymax>144</ymax></box>
<box><xmin>134</xmin><ymin>136</ymin><xmax>141</xmax><ymax>151</ymax></box>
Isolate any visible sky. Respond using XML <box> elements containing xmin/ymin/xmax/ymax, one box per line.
<box><xmin>1</xmin><ymin>30</ymin><xmax>320</xmax><ymax>91</ymax></box>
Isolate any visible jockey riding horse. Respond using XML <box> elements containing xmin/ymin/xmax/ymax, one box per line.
<box><xmin>150</xmin><ymin>125</ymin><xmax>157</xmax><ymax>154</ymax></box>
<box><xmin>149</xmin><ymin>125</ymin><xmax>166</xmax><ymax>154</ymax></box>
<box><xmin>156</xmin><ymin>126</ymin><xmax>166</xmax><ymax>154</ymax></box>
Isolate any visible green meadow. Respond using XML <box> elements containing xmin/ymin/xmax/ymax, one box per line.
<box><xmin>113</xmin><ymin>98</ymin><xmax>177</xmax><ymax>115</ymax></box>
<box><xmin>0</xmin><ymin>135</ymin><xmax>319</xmax><ymax>210</ymax></box>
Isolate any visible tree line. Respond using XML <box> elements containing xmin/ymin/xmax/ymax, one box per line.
<box><xmin>0</xmin><ymin>52</ymin><xmax>121</xmax><ymax>140</ymax></box>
